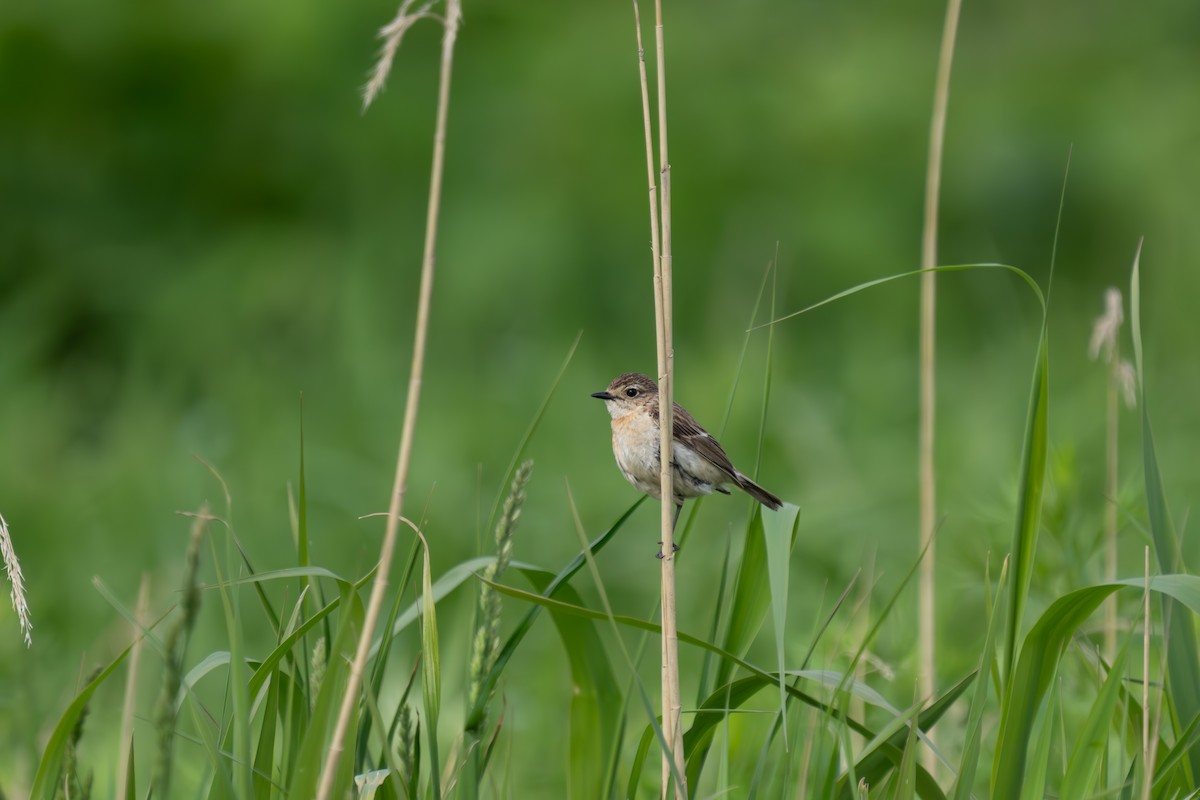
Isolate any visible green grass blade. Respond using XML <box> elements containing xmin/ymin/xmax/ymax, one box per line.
<box><xmin>696</xmin><ymin>535</ymin><xmax>734</xmax><ymax>705</ymax></box>
<box><xmin>30</xmin><ymin>644</ymin><xmax>132</xmax><ymax>799</ymax></box>
<box><xmin>252</xmin><ymin>638</ymin><xmax>283</xmax><ymax>799</ymax></box>
<box><xmin>521</xmin><ymin>570</ymin><xmax>620</xmax><ymax>800</ymax></box>
<box><xmin>464</xmin><ymin>498</ymin><xmax>644</xmax><ymax>731</ymax></box>
<box><xmin>288</xmin><ymin>584</ymin><xmax>366</xmax><ymax>798</ymax></box>
<box><xmin>1061</xmin><ymin>638</ymin><xmax>1131</xmax><ymax>797</ymax></box>
<box><xmin>1017</xmin><ymin>680</ymin><xmax>1057</xmax><ymax>800</ymax></box>
<box><xmin>246</xmin><ymin>569</ymin><xmax>371</xmax><ymax>700</ymax></box>
<box><xmin>715</xmin><ymin>506</ymin><xmax>771</xmax><ymax>689</ymax></box>
<box><xmin>889</xmin><ymin>695</ymin><xmax>920</xmax><ymax>800</ymax></box>
<box><xmin>418</xmin><ymin>535</ymin><xmax>442</xmax><ymax>800</ymax></box>
<box><xmin>361</xmin><ymin>673</ymin><xmax>405</xmax><ymax>799</ymax></box>
<box><xmin>950</xmin><ymin>556</ymin><xmax>1009</xmax><ymax>800</ymax></box>
<box><xmin>994</xmin><ymin>585</ymin><xmax>1117</xmax><ymax>797</ymax></box>
<box><xmin>1003</xmin><ymin>330</ymin><xmax>1049</xmax><ymax>686</ymax></box>
<box><xmin>760</xmin><ymin>263</ymin><xmax>1044</xmax><ymax>332</ymax></box>
<box><xmin>1150</xmin><ymin>708</ymin><xmax>1200</xmax><ymax>792</ymax></box>
<box><xmin>123</xmin><ymin>736</ymin><xmax>137</xmax><ymax>800</ymax></box>
<box><xmin>1130</xmin><ymin>245</ymin><xmax>1200</xmax><ymax>781</ymax></box>
<box><xmin>361</xmin><ymin>539</ymin><xmax>420</xmax><ymax>771</ymax></box>
<box><xmin>209</xmin><ymin>534</ymin><xmax>252</xmax><ymax>798</ymax></box>
<box><xmin>626</xmin><ymin>722</ymin><xmax>657</xmax><ymax>799</ymax></box>
<box><xmin>993</xmin><ymin>575</ymin><xmax>1200</xmax><ymax>797</ymax></box>
<box><xmin>485</xmin><ymin>332</ymin><xmax>580</xmax><ymax>533</ymax></box>
<box><xmin>837</xmin><ymin>671</ymin><xmax>973</xmax><ymax>799</ymax></box>
<box><xmin>764</xmin><ymin>503</ymin><xmax>801</xmax><ymax>746</ymax></box>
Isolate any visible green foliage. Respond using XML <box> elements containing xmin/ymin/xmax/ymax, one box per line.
<box><xmin>23</xmin><ymin>254</ymin><xmax>1200</xmax><ymax>797</ymax></box>
<box><xmin>9</xmin><ymin>0</ymin><xmax>1200</xmax><ymax>795</ymax></box>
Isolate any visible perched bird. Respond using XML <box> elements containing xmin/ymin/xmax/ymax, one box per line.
<box><xmin>591</xmin><ymin>373</ymin><xmax>782</xmax><ymax>530</ymax></box>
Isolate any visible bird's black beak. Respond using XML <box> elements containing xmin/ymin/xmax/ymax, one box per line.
<box><xmin>591</xmin><ymin>391</ymin><xmax>614</xmax><ymax>400</ymax></box>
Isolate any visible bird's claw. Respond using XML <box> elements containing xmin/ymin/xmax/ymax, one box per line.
<box><xmin>655</xmin><ymin>541</ymin><xmax>681</xmax><ymax>559</ymax></box>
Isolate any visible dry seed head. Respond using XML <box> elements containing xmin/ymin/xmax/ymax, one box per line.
<box><xmin>362</xmin><ymin>0</ymin><xmax>442</xmax><ymax>111</ymax></box>
<box><xmin>1089</xmin><ymin>287</ymin><xmax>1124</xmax><ymax>362</ymax></box>
<box><xmin>0</xmin><ymin>514</ymin><xmax>32</xmax><ymax>647</ymax></box>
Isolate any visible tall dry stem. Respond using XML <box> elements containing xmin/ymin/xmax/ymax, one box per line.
<box><xmin>317</xmin><ymin>2</ymin><xmax>462</xmax><ymax>796</ymax></box>
<box><xmin>917</xmin><ymin>0</ymin><xmax>962</xmax><ymax>776</ymax></box>
<box><xmin>631</xmin><ymin>0</ymin><xmax>685</xmax><ymax>794</ymax></box>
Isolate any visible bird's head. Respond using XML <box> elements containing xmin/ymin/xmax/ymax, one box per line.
<box><xmin>591</xmin><ymin>372</ymin><xmax>659</xmax><ymax>419</ymax></box>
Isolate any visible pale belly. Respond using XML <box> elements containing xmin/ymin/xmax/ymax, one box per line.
<box><xmin>611</xmin><ymin>421</ymin><xmax>728</xmax><ymax>503</ymax></box>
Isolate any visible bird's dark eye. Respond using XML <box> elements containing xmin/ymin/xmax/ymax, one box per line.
<box><xmin>625</xmin><ymin>387</ymin><xmax>639</xmax><ymax>397</ymax></box>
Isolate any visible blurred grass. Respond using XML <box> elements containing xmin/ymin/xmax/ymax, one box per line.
<box><xmin>3</xmin><ymin>0</ymin><xmax>1200</xmax><ymax>794</ymax></box>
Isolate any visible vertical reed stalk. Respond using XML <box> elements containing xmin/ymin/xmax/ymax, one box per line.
<box><xmin>317</xmin><ymin>3</ymin><xmax>462</xmax><ymax>796</ymax></box>
<box><xmin>631</xmin><ymin>0</ymin><xmax>685</xmax><ymax>794</ymax></box>
<box><xmin>918</xmin><ymin>0</ymin><xmax>962</xmax><ymax>776</ymax></box>
<box><xmin>1089</xmin><ymin>286</ymin><xmax>1132</xmax><ymax>661</ymax></box>
<box><xmin>1104</xmin><ymin>348</ymin><xmax>1119</xmax><ymax>658</ymax></box>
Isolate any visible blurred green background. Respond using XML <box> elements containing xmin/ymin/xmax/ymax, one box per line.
<box><xmin>3</xmin><ymin>0</ymin><xmax>1199</xmax><ymax>792</ymax></box>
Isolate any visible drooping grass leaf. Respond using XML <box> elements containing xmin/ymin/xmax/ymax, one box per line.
<box><xmin>31</xmin><ymin>644</ymin><xmax>132</xmax><ymax>799</ymax></box>
<box><xmin>761</xmin><ymin>264</ymin><xmax>1043</xmax><ymax>332</ymax></box>
<box><xmin>992</xmin><ymin>575</ymin><xmax>1200</xmax><ymax>797</ymax></box>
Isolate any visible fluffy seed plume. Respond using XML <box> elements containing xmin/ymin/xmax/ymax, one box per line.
<box><xmin>362</xmin><ymin>0</ymin><xmax>456</xmax><ymax>111</ymax></box>
<box><xmin>1089</xmin><ymin>286</ymin><xmax>1137</xmax><ymax>408</ymax></box>
<box><xmin>1</xmin><ymin>513</ymin><xmax>32</xmax><ymax>647</ymax></box>
<box><xmin>1089</xmin><ymin>287</ymin><xmax>1124</xmax><ymax>362</ymax></box>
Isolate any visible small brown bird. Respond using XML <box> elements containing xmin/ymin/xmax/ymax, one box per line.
<box><xmin>591</xmin><ymin>373</ymin><xmax>782</xmax><ymax>528</ymax></box>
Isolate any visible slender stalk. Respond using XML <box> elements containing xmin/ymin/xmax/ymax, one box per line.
<box><xmin>316</xmin><ymin>3</ymin><xmax>462</xmax><ymax>796</ymax></box>
<box><xmin>917</xmin><ymin>0</ymin><xmax>962</xmax><ymax>776</ymax></box>
<box><xmin>653</xmin><ymin>1</ymin><xmax>685</xmax><ymax>794</ymax></box>
<box><xmin>632</xmin><ymin>0</ymin><xmax>684</xmax><ymax>794</ymax></box>
<box><xmin>1103</xmin><ymin>340</ymin><xmax>1119</xmax><ymax>660</ymax></box>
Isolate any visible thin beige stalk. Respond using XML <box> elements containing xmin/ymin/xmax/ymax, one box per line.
<box><xmin>1090</xmin><ymin>287</ymin><xmax>1133</xmax><ymax>660</ymax></box>
<box><xmin>316</xmin><ymin>2</ymin><xmax>462</xmax><ymax>796</ymax></box>
<box><xmin>917</xmin><ymin>0</ymin><xmax>961</xmax><ymax>776</ymax></box>
<box><xmin>116</xmin><ymin>574</ymin><xmax>151</xmax><ymax>800</ymax></box>
<box><xmin>653</xmin><ymin>0</ymin><xmax>684</xmax><ymax>794</ymax></box>
<box><xmin>1104</xmin><ymin>352</ymin><xmax>1119</xmax><ymax>659</ymax></box>
<box><xmin>631</xmin><ymin>1</ymin><xmax>685</xmax><ymax>794</ymax></box>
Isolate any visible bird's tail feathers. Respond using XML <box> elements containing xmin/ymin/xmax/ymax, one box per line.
<box><xmin>735</xmin><ymin>473</ymin><xmax>783</xmax><ymax>511</ymax></box>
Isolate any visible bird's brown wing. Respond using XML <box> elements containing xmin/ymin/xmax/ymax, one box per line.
<box><xmin>671</xmin><ymin>402</ymin><xmax>739</xmax><ymax>481</ymax></box>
